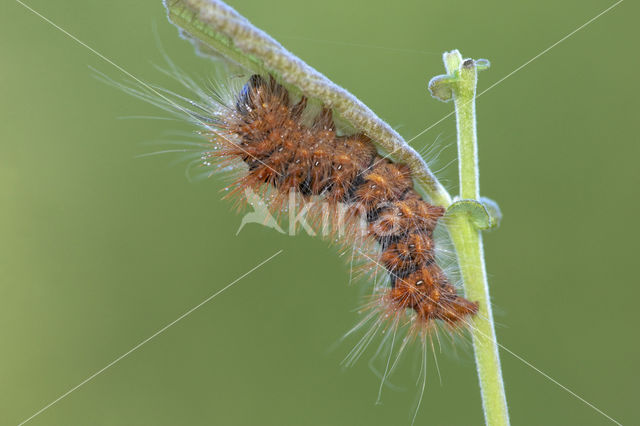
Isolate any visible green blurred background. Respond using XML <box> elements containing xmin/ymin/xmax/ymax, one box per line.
<box><xmin>1</xmin><ymin>0</ymin><xmax>637</xmax><ymax>424</ymax></box>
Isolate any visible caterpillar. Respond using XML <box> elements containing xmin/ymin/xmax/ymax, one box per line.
<box><xmin>102</xmin><ymin>61</ymin><xmax>481</xmax><ymax>421</ymax></box>
<box><xmin>203</xmin><ymin>74</ymin><xmax>479</xmax><ymax>331</ymax></box>
<box><xmin>107</xmin><ymin>61</ymin><xmax>480</xmax><ymax>348</ymax></box>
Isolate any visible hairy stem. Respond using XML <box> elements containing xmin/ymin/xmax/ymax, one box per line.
<box><xmin>441</xmin><ymin>50</ymin><xmax>510</xmax><ymax>425</ymax></box>
<box><xmin>163</xmin><ymin>0</ymin><xmax>451</xmax><ymax>206</ymax></box>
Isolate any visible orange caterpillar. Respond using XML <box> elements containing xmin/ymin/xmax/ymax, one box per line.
<box><xmin>205</xmin><ymin>74</ymin><xmax>478</xmax><ymax>330</ymax></box>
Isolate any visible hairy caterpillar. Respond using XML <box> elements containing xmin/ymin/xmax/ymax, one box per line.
<box><xmin>213</xmin><ymin>74</ymin><xmax>479</xmax><ymax>330</ymax></box>
<box><xmin>104</xmin><ymin>53</ymin><xmax>480</xmax><ymax>422</ymax></box>
<box><xmin>106</xmin><ymin>51</ymin><xmax>481</xmax><ymax>355</ymax></box>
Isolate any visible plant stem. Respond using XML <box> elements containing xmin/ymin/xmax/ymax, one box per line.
<box><xmin>163</xmin><ymin>0</ymin><xmax>451</xmax><ymax>207</ymax></box>
<box><xmin>443</xmin><ymin>50</ymin><xmax>509</xmax><ymax>425</ymax></box>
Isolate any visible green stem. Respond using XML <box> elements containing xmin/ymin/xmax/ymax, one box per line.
<box><xmin>443</xmin><ymin>50</ymin><xmax>509</xmax><ymax>425</ymax></box>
